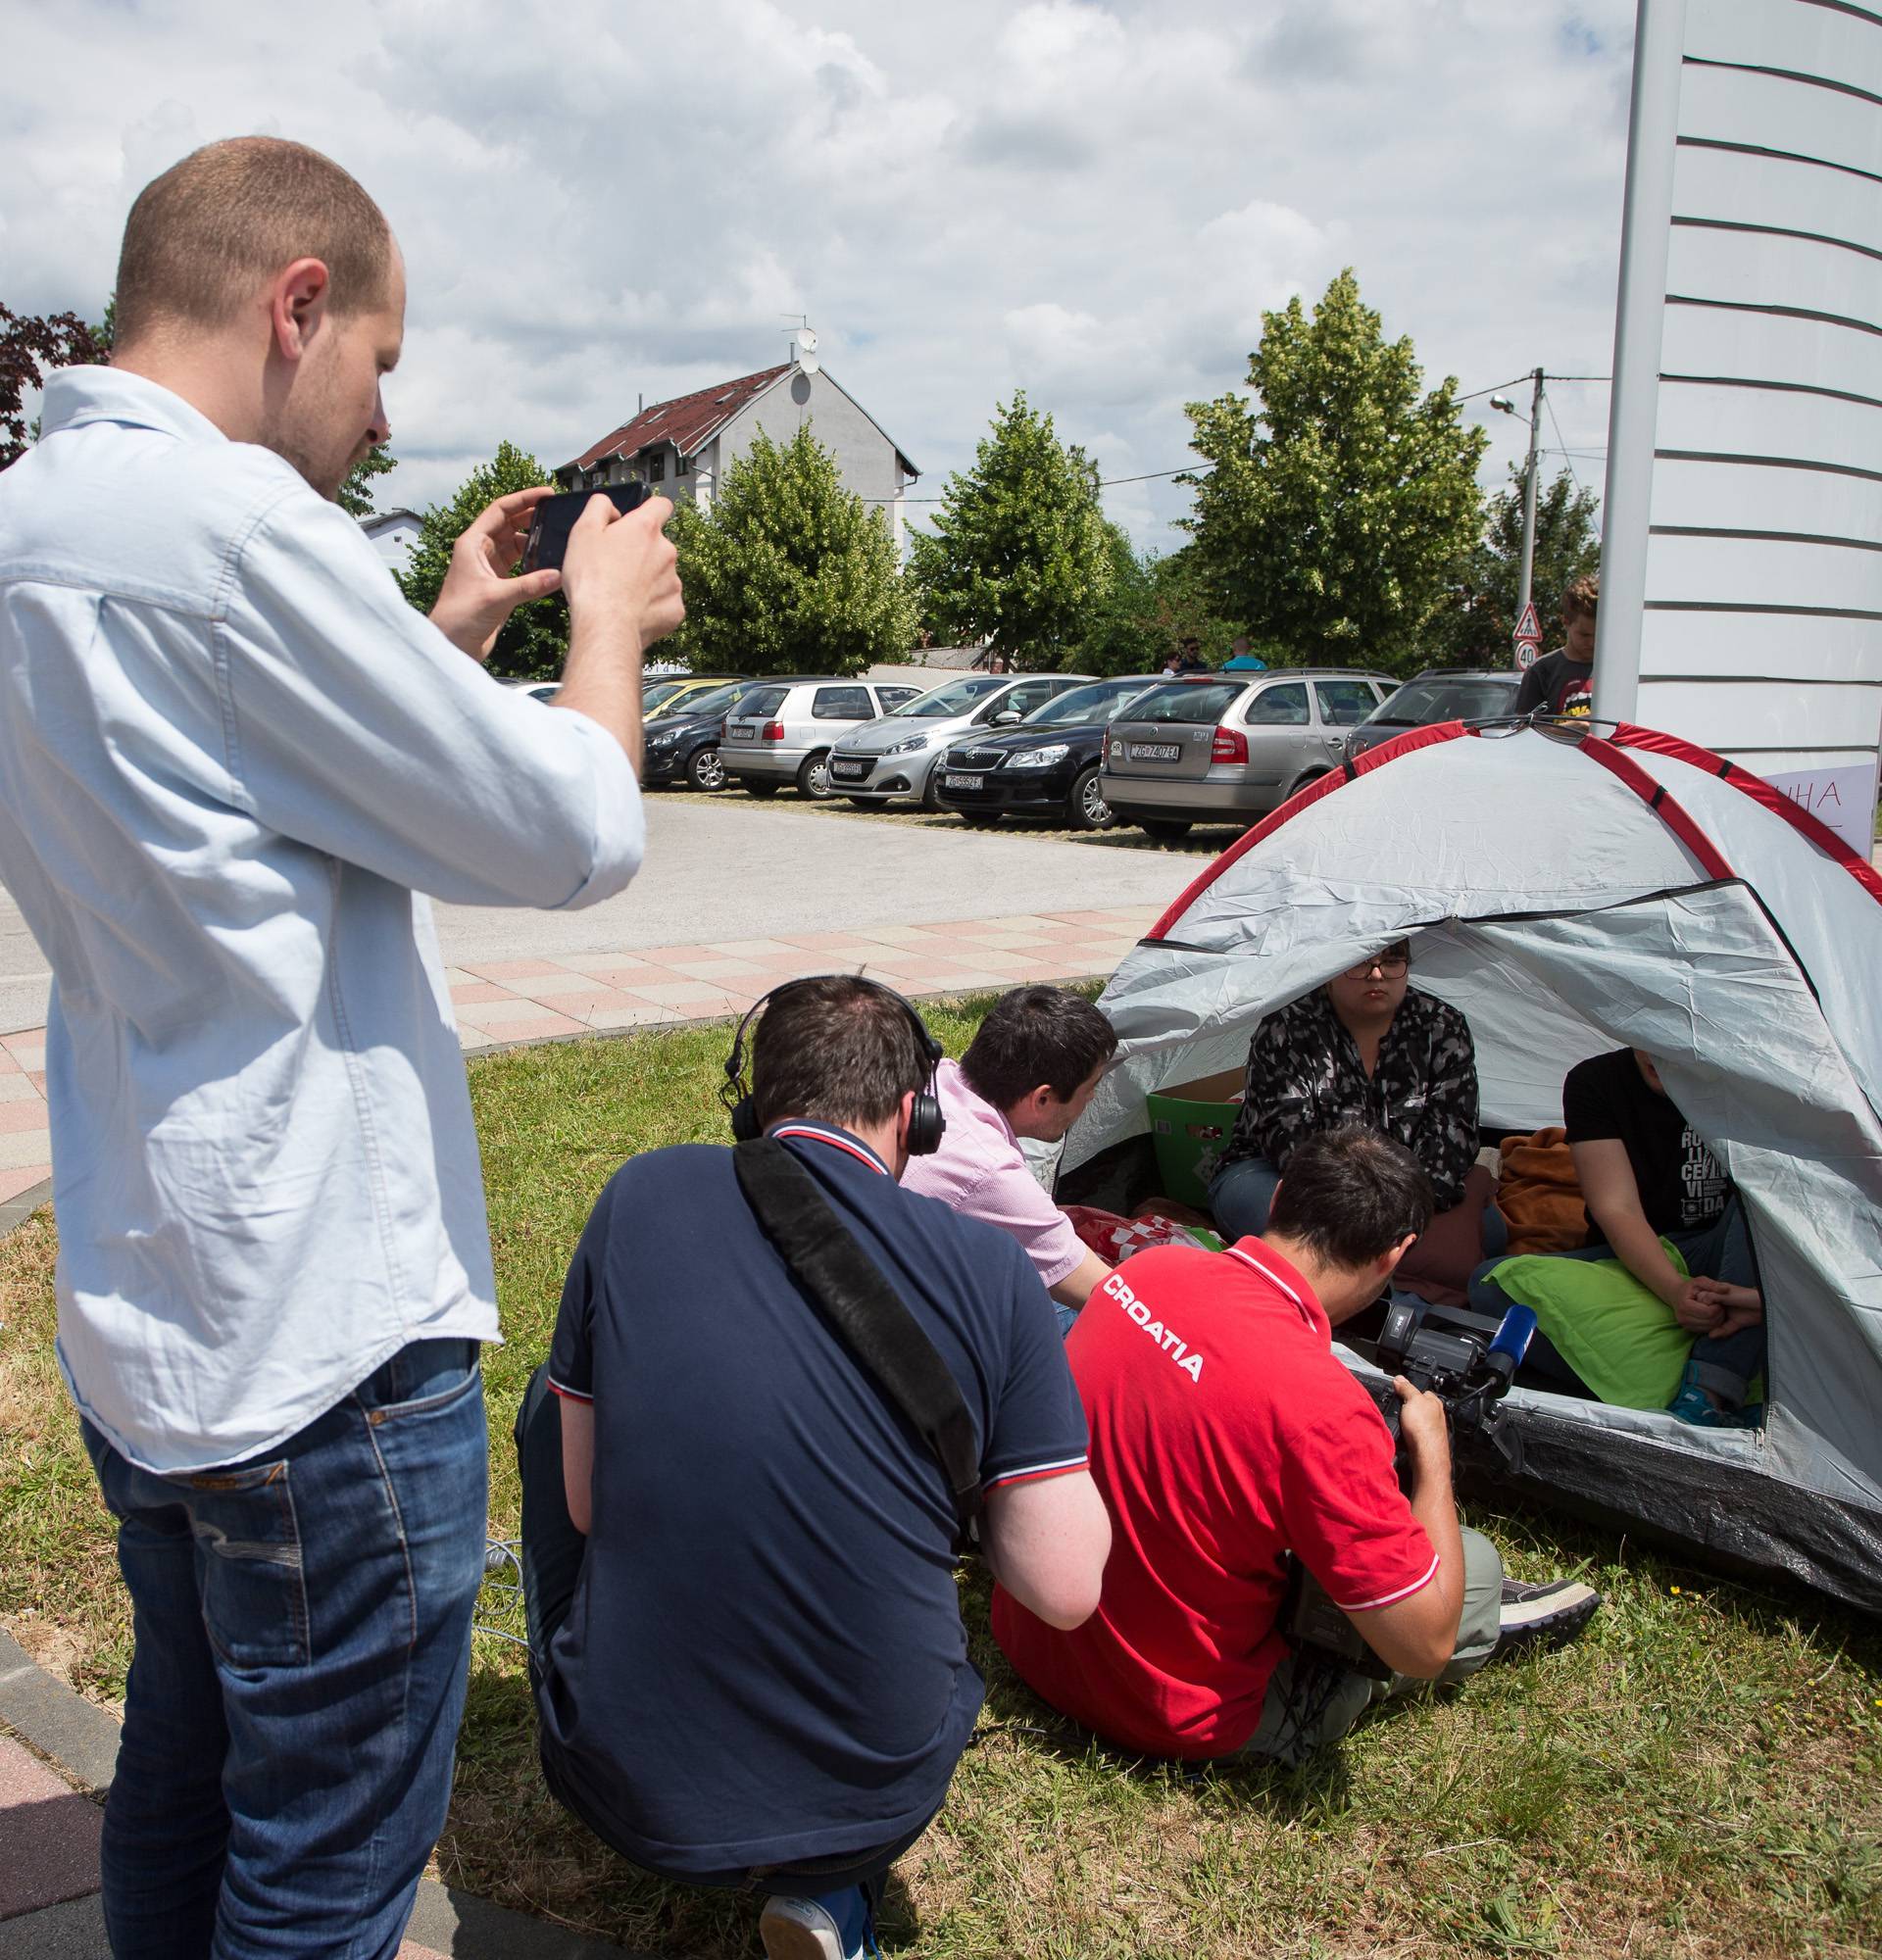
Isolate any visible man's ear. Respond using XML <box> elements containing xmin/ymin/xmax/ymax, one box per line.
<box><xmin>894</xmin><ymin>1088</ymin><xmax>917</xmax><ymax>1152</ymax></box>
<box><xmin>1376</xmin><ymin>1232</ymin><xmax>1418</xmax><ymax>1282</ymax></box>
<box><xmin>267</xmin><ymin>257</ymin><xmax>331</xmax><ymax>363</ymax></box>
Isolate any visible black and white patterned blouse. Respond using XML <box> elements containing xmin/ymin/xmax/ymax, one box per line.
<box><xmin>1219</xmin><ymin>986</ymin><xmax>1480</xmax><ymax>1212</ymax></box>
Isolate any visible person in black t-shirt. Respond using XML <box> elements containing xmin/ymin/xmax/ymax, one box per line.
<box><xmin>1513</xmin><ymin>573</ymin><xmax>1598</xmax><ymax>719</ymax></box>
<box><xmin>512</xmin><ymin>976</ymin><xmax>1110</xmax><ymax>1960</ymax></box>
<box><xmin>1469</xmin><ymin>1048</ymin><xmax>1765</xmax><ymax>1425</ymax></box>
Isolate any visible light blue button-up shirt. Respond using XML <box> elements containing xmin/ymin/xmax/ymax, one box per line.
<box><xmin>0</xmin><ymin>368</ymin><xmax>644</xmax><ymax>1472</ymax></box>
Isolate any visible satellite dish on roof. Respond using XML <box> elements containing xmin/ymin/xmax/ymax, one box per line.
<box><xmin>796</xmin><ymin>327</ymin><xmax>820</xmax><ymax>375</ymax></box>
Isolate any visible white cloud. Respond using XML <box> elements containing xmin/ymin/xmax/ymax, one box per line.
<box><xmin>3</xmin><ymin>0</ymin><xmax>1632</xmax><ymax>553</ymax></box>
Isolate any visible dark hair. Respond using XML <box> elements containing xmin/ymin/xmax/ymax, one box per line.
<box><xmin>1266</xmin><ymin>1127</ymin><xmax>1434</xmax><ymax>1271</ymax></box>
<box><xmin>1561</xmin><ymin>572</ymin><xmax>1600</xmax><ymax>623</ymax></box>
<box><xmin>749</xmin><ymin>976</ymin><xmax>930</xmax><ymax>1134</ymax></box>
<box><xmin>115</xmin><ymin>137</ymin><xmax>394</xmax><ymax>347</ymax></box>
<box><xmin>961</xmin><ymin>985</ymin><xmax>1118</xmax><ymax>1109</ymax></box>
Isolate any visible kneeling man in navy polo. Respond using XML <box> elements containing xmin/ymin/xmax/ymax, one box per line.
<box><xmin>515</xmin><ymin>975</ymin><xmax>1111</xmax><ymax>1960</ymax></box>
<box><xmin>995</xmin><ymin>1127</ymin><xmax>1599</xmax><ymax>1767</ymax></box>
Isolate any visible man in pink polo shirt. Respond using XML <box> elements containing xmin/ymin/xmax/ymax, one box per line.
<box><xmin>902</xmin><ymin>986</ymin><xmax>1118</xmax><ymax>1318</ymax></box>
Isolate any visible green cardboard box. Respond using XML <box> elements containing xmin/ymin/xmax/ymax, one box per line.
<box><xmin>1146</xmin><ymin>1068</ymin><xmax>1244</xmax><ymax>1209</ymax></box>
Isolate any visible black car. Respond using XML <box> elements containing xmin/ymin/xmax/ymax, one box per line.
<box><xmin>639</xmin><ymin>679</ymin><xmax>760</xmax><ymax>791</ymax></box>
<box><xmin>933</xmin><ymin>676</ymin><xmax>1165</xmax><ymax>830</ymax></box>
<box><xmin>1344</xmin><ymin>667</ymin><xmax>1521</xmax><ymax>761</ymax></box>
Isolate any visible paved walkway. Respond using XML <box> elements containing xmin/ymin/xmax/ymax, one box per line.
<box><xmin>0</xmin><ymin>902</ymin><xmax>1159</xmax><ymax>1209</ymax></box>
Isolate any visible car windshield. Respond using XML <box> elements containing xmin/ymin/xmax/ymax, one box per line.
<box><xmin>889</xmin><ymin>674</ymin><xmax>1007</xmax><ymax>717</ymax></box>
<box><xmin>642</xmin><ymin>680</ymin><xmax>686</xmax><ymax>710</ymax></box>
<box><xmin>1365</xmin><ymin>676</ymin><xmax>1519</xmax><ymax>724</ymax></box>
<box><xmin>1026</xmin><ymin>679</ymin><xmax>1159</xmax><ymax>726</ymax></box>
<box><xmin>664</xmin><ymin>681</ymin><xmax>747</xmax><ymax>717</ymax></box>
<box><xmin>1126</xmin><ymin>680</ymin><xmax>1245</xmax><ymax>725</ymax></box>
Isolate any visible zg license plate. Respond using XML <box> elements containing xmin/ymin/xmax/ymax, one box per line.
<box><xmin>830</xmin><ymin>759</ymin><xmax>868</xmax><ymax>779</ymax></box>
<box><xmin>1130</xmin><ymin>742</ymin><xmax>1182</xmax><ymax>762</ymax></box>
<box><xmin>729</xmin><ymin>724</ymin><xmax>756</xmax><ymax>740</ymax></box>
<box><xmin>943</xmin><ymin>773</ymin><xmax>985</xmax><ymax>791</ymax></box>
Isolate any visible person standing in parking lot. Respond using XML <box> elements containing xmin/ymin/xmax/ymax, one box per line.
<box><xmin>1514</xmin><ymin>574</ymin><xmax>1598</xmax><ymax>719</ymax></box>
<box><xmin>0</xmin><ymin>135</ymin><xmax>681</xmax><ymax>1956</ymax></box>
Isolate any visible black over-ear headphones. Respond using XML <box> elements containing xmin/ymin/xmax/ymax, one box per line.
<box><xmin>721</xmin><ymin>976</ymin><xmax>948</xmax><ymax>1155</ymax></box>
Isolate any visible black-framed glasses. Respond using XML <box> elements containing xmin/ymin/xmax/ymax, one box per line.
<box><xmin>1343</xmin><ymin>954</ymin><xmax>1409</xmax><ymax>979</ymax></box>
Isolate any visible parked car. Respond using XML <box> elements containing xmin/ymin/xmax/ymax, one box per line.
<box><xmin>719</xmin><ymin>677</ymin><xmax>925</xmax><ymax>800</ymax></box>
<box><xmin>639</xmin><ymin>678</ymin><xmax>765</xmax><ymax>791</ymax></box>
<box><xmin>1343</xmin><ymin>667</ymin><xmax>1521</xmax><ymax>760</ymax></box>
<box><xmin>504</xmin><ymin>679</ymin><xmax>561</xmax><ymax>704</ymax></box>
<box><xmin>641</xmin><ymin>672</ymin><xmax>752</xmax><ymax>717</ymax></box>
<box><xmin>1101</xmin><ymin>668</ymin><xmax>1395</xmax><ymax>841</ymax></box>
<box><xmin>932</xmin><ymin>676</ymin><xmax>1166</xmax><ymax>830</ymax></box>
<box><xmin>828</xmin><ymin>671</ymin><xmax>1098</xmax><ymax>809</ymax></box>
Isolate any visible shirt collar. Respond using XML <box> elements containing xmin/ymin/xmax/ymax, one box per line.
<box><xmin>39</xmin><ymin>366</ymin><xmax>232</xmax><ymax>449</ymax></box>
<box><xmin>1222</xmin><ymin>1238</ymin><xmax>1332</xmax><ymax>1343</ymax></box>
<box><xmin>938</xmin><ymin>1057</ymin><xmax>1015</xmax><ymax>1146</ymax></box>
<box><xmin>767</xmin><ymin>1121</ymin><xmax>891</xmax><ymax>1177</ymax></box>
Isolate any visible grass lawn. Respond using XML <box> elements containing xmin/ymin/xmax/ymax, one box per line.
<box><xmin>3</xmin><ymin>1000</ymin><xmax>1880</xmax><ymax>1957</ymax></box>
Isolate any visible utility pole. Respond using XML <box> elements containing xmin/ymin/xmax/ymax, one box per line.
<box><xmin>1492</xmin><ymin>368</ymin><xmax>1546</xmax><ymax>669</ymax></box>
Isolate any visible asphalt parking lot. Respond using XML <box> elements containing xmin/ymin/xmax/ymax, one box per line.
<box><xmin>0</xmin><ymin>788</ymin><xmax>1237</xmax><ymax>1035</ymax></box>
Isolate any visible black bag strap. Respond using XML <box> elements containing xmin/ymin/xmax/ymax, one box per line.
<box><xmin>733</xmin><ymin>1138</ymin><xmax>984</xmax><ymax>1542</ymax></box>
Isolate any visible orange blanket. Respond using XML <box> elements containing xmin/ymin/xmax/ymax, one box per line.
<box><xmin>1497</xmin><ymin>1128</ymin><xmax>1588</xmax><ymax>1255</ymax></box>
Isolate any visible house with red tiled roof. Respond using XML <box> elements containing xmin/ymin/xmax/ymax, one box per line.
<box><xmin>557</xmin><ymin>335</ymin><xmax>920</xmax><ymax>546</ymax></box>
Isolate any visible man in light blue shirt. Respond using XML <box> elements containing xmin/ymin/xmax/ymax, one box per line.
<box><xmin>0</xmin><ymin>135</ymin><xmax>681</xmax><ymax>1957</ymax></box>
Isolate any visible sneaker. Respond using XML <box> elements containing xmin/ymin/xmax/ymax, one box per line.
<box><xmin>760</xmin><ymin>1886</ymin><xmax>875</xmax><ymax>1960</ymax></box>
<box><xmin>1667</xmin><ymin>1367</ymin><xmax>1761</xmax><ymax>1429</ymax></box>
<box><xmin>1492</xmin><ymin>1576</ymin><xmax>1602</xmax><ymax>1660</ymax></box>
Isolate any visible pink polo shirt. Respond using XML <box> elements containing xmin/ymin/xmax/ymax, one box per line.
<box><xmin>900</xmin><ymin>1059</ymin><xmax>1086</xmax><ymax>1290</ymax></box>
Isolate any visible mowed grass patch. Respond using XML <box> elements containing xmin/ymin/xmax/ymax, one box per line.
<box><xmin>2</xmin><ymin>1004</ymin><xmax>1879</xmax><ymax>1955</ymax></box>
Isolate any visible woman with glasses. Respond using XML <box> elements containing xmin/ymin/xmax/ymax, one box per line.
<box><xmin>1207</xmin><ymin>941</ymin><xmax>1491</xmax><ymax>1251</ymax></box>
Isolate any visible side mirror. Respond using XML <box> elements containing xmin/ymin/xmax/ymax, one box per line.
<box><xmin>993</xmin><ymin>710</ymin><xmax>1023</xmax><ymax>725</ymax></box>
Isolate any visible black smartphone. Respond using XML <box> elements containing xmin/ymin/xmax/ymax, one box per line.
<box><xmin>521</xmin><ymin>482</ymin><xmax>652</xmax><ymax>575</ymax></box>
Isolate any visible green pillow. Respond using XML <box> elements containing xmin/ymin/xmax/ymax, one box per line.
<box><xmin>1486</xmin><ymin>1241</ymin><xmax>1694</xmax><ymax>1409</ymax></box>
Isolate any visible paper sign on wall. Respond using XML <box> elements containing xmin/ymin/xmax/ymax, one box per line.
<box><xmin>1762</xmin><ymin>760</ymin><xmax>1881</xmax><ymax>862</ymax></box>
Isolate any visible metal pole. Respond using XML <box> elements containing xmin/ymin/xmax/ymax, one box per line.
<box><xmin>1515</xmin><ymin>367</ymin><xmax>1544</xmax><ymax>639</ymax></box>
<box><xmin>1593</xmin><ymin>0</ymin><xmax>1688</xmax><ymax>725</ymax></box>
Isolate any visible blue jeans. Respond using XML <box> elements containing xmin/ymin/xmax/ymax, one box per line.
<box><xmin>1467</xmin><ymin>1200</ymin><xmax>1766</xmax><ymax>1405</ymax></box>
<box><xmin>1208</xmin><ymin>1156</ymin><xmax>1283</xmax><ymax>1243</ymax></box>
<box><xmin>81</xmin><ymin>1338</ymin><xmax>487</xmax><ymax>1960</ymax></box>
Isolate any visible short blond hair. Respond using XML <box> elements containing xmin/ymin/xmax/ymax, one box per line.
<box><xmin>114</xmin><ymin>137</ymin><xmax>393</xmax><ymax>346</ymax></box>
<box><xmin>1561</xmin><ymin>573</ymin><xmax>1600</xmax><ymax>623</ymax></box>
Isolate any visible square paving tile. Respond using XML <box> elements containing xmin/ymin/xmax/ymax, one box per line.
<box><xmin>0</xmin><ymin>1102</ymin><xmax>51</xmax><ymax>1136</ymax></box>
<box><xmin>2</xmin><ymin>1046</ymin><xmax>44</xmax><ymax>1075</ymax></box>
<box><xmin>0</xmin><ymin>1165</ymin><xmax>51</xmax><ymax>1204</ymax></box>
<box><xmin>621</xmin><ymin>979</ymin><xmax>759</xmax><ymax>1009</ymax></box>
<box><xmin>448</xmin><ymin>982</ymin><xmax>523</xmax><ymax>1005</ymax></box>
<box><xmin>0</xmin><ymin>1072</ymin><xmax>46</xmax><ymax>1103</ymax></box>
<box><xmin>460</xmin><ymin>958</ymin><xmax>567</xmax><ymax>982</ymax></box>
<box><xmin>0</xmin><ymin>1132</ymin><xmax>53</xmax><ymax>1172</ymax></box>
<box><xmin>0</xmin><ymin>1737</ymin><xmax>102</xmax><ymax>1920</ymax></box>
<box><xmin>581</xmin><ymin>1004</ymin><xmax>674</xmax><ymax>1031</ymax></box>
<box><xmin>453</xmin><ymin>997</ymin><xmax>567</xmax><ymax>1028</ymax></box>
<box><xmin>552</xmin><ymin>952</ymin><xmax>666</xmax><ymax>978</ymax></box>
<box><xmin>480</xmin><ymin>1013</ymin><xmax>587</xmax><ymax>1045</ymax></box>
<box><xmin>659</xmin><ymin>957</ymin><xmax>771</xmax><ymax>983</ymax></box>
<box><xmin>504</xmin><ymin>969</ymin><xmax>615</xmax><ymax>998</ymax></box>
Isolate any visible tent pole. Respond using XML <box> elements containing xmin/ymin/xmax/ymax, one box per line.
<box><xmin>1593</xmin><ymin>0</ymin><xmax>1688</xmax><ymax>727</ymax></box>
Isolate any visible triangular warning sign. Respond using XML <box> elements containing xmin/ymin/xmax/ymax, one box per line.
<box><xmin>1514</xmin><ymin>600</ymin><xmax>1541</xmax><ymax>644</ymax></box>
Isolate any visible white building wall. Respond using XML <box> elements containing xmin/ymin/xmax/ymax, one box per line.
<box><xmin>718</xmin><ymin>368</ymin><xmax>907</xmax><ymax>541</ymax></box>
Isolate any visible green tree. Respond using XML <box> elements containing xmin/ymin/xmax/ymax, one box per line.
<box><xmin>1</xmin><ymin>304</ymin><xmax>109</xmax><ymax>468</ymax></box>
<box><xmin>338</xmin><ymin>443</ymin><xmax>397</xmax><ymax>518</ymax></box>
<box><xmin>668</xmin><ymin>426</ymin><xmax>913</xmax><ymax>676</ymax></box>
<box><xmin>1180</xmin><ymin>270</ymin><xmax>1487</xmax><ymax>675</ymax></box>
<box><xmin>909</xmin><ymin>392</ymin><xmax>1114</xmax><ymax>670</ymax></box>
<box><xmin>1424</xmin><ymin>465</ymin><xmax>1602</xmax><ymax>667</ymax></box>
<box><xmin>398</xmin><ymin>440</ymin><xmax>566</xmax><ymax>679</ymax></box>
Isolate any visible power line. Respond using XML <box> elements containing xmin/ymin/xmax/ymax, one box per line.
<box><xmin>1544</xmin><ymin>391</ymin><xmax>1603</xmax><ymax>539</ymax></box>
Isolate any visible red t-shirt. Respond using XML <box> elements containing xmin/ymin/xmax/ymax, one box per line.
<box><xmin>992</xmin><ymin>1240</ymin><xmax>1438</xmax><ymax>1758</ymax></box>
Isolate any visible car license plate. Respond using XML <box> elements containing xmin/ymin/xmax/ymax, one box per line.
<box><xmin>729</xmin><ymin>723</ymin><xmax>755</xmax><ymax>740</ymax></box>
<box><xmin>1130</xmin><ymin>742</ymin><xmax>1182</xmax><ymax>762</ymax></box>
<box><xmin>943</xmin><ymin>773</ymin><xmax>985</xmax><ymax>791</ymax></box>
<box><xmin>830</xmin><ymin>759</ymin><xmax>868</xmax><ymax>779</ymax></box>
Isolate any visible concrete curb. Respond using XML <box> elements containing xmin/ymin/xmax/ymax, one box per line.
<box><xmin>0</xmin><ymin>1176</ymin><xmax>51</xmax><ymax>1239</ymax></box>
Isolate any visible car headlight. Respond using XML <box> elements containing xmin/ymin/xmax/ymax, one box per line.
<box><xmin>1008</xmin><ymin>744</ymin><xmax>1068</xmax><ymax>769</ymax></box>
<box><xmin>648</xmin><ymin>728</ymin><xmax>682</xmax><ymax>747</ymax></box>
<box><xmin>884</xmin><ymin>733</ymin><xmax>930</xmax><ymax>757</ymax></box>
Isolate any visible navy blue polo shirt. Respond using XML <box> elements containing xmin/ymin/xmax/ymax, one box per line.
<box><xmin>540</xmin><ymin>1122</ymin><xmax>1089</xmax><ymax>1878</ymax></box>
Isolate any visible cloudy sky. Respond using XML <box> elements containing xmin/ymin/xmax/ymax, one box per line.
<box><xmin>4</xmin><ymin>0</ymin><xmax>1634</xmax><ymax>550</ymax></box>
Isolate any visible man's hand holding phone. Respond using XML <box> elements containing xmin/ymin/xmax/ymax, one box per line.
<box><xmin>553</xmin><ymin>492</ymin><xmax>685</xmax><ymax>772</ymax></box>
<box><xmin>428</xmin><ymin>485</ymin><xmax>563</xmax><ymax>662</ymax></box>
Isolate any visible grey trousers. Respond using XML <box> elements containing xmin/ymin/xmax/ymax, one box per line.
<box><xmin>1241</xmin><ymin>1526</ymin><xmax>1505</xmax><ymax>1767</ymax></box>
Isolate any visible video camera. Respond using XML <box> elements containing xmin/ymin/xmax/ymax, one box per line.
<box><xmin>1284</xmin><ymin>1300</ymin><xmax>1536</xmax><ymax>1678</ymax></box>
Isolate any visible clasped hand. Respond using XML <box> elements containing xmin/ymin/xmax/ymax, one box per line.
<box><xmin>1673</xmin><ymin>1276</ymin><xmax>1762</xmax><ymax>1340</ymax></box>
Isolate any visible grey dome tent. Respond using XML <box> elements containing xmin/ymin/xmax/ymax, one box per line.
<box><xmin>1064</xmin><ymin>718</ymin><xmax>1882</xmax><ymax>1613</ymax></box>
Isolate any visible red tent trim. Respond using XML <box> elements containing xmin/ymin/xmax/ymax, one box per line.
<box><xmin>1610</xmin><ymin>724</ymin><xmax>1882</xmax><ymax>908</ymax></box>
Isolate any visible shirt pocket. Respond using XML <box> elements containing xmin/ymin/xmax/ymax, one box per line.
<box><xmin>184</xmin><ymin>1457</ymin><xmax>309</xmax><ymax>1669</ymax></box>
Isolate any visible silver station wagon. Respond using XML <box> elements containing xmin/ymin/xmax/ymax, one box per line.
<box><xmin>1101</xmin><ymin>668</ymin><xmax>1395</xmax><ymax>841</ymax></box>
<box><xmin>719</xmin><ymin>677</ymin><xmax>924</xmax><ymax>800</ymax></box>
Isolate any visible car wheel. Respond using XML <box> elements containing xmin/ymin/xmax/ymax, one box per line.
<box><xmin>919</xmin><ymin>766</ymin><xmax>945</xmax><ymax>812</ymax></box>
<box><xmin>1068</xmin><ymin>765</ymin><xmax>1114</xmax><ymax>831</ymax></box>
<box><xmin>686</xmin><ymin>747</ymin><xmax>726</xmax><ymax>792</ymax></box>
<box><xmin>1141</xmin><ymin>818</ymin><xmax>1192</xmax><ymax>843</ymax></box>
<box><xmin>797</xmin><ymin>751</ymin><xmax>834</xmax><ymax>800</ymax></box>
<box><xmin>743</xmin><ymin>780</ymin><xmax>779</xmax><ymax>800</ymax></box>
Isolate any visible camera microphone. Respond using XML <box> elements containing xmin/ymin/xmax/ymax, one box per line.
<box><xmin>1484</xmin><ymin>1304</ymin><xmax>1538</xmax><ymax>1390</ymax></box>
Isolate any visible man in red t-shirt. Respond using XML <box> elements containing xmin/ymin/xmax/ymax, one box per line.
<box><xmin>994</xmin><ymin>1128</ymin><xmax>1600</xmax><ymax>1764</ymax></box>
